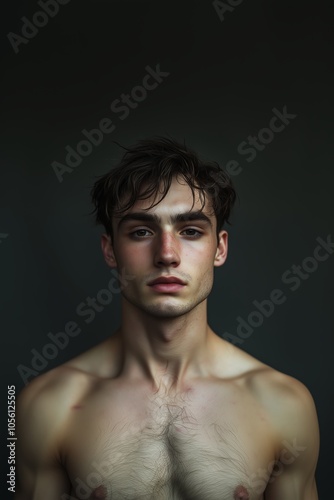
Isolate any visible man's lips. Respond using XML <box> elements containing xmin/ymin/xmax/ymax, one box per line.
<box><xmin>148</xmin><ymin>277</ymin><xmax>186</xmax><ymax>293</ymax></box>
<box><xmin>147</xmin><ymin>276</ymin><xmax>186</xmax><ymax>286</ymax></box>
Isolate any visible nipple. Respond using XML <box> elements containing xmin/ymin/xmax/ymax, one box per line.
<box><xmin>91</xmin><ymin>485</ymin><xmax>107</xmax><ymax>499</ymax></box>
<box><xmin>233</xmin><ymin>485</ymin><xmax>249</xmax><ymax>500</ymax></box>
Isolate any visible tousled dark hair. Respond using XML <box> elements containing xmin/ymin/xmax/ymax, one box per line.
<box><xmin>90</xmin><ymin>137</ymin><xmax>236</xmax><ymax>242</ymax></box>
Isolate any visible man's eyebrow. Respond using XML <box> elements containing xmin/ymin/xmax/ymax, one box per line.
<box><xmin>172</xmin><ymin>211</ymin><xmax>212</xmax><ymax>226</ymax></box>
<box><xmin>116</xmin><ymin>210</ymin><xmax>213</xmax><ymax>229</ymax></box>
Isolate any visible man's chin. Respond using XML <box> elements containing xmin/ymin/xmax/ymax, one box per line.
<box><xmin>141</xmin><ymin>303</ymin><xmax>192</xmax><ymax>319</ymax></box>
<box><xmin>122</xmin><ymin>291</ymin><xmax>207</xmax><ymax>319</ymax></box>
<box><xmin>127</xmin><ymin>298</ymin><xmax>194</xmax><ymax>319</ymax></box>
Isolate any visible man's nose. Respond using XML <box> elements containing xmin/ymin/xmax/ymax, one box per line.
<box><xmin>154</xmin><ymin>231</ymin><xmax>180</xmax><ymax>267</ymax></box>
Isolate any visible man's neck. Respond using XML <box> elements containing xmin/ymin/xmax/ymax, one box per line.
<box><xmin>114</xmin><ymin>299</ymin><xmax>220</xmax><ymax>392</ymax></box>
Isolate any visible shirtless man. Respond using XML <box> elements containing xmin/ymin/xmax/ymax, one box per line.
<box><xmin>15</xmin><ymin>137</ymin><xmax>320</xmax><ymax>499</ymax></box>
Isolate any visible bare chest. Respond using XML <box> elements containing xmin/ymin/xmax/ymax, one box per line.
<box><xmin>64</xmin><ymin>382</ymin><xmax>276</xmax><ymax>499</ymax></box>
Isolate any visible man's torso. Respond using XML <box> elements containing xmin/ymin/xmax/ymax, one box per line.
<box><xmin>57</xmin><ymin>338</ymin><xmax>280</xmax><ymax>500</ymax></box>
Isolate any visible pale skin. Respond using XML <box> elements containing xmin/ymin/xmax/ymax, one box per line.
<box><xmin>15</xmin><ymin>177</ymin><xmax>320</xmax><ymax>499</ymax></box>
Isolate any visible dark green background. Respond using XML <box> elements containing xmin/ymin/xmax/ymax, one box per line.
<box><xmin>1</xmin><ymin>0</ymin><xmax>333</xmax><ymax>497</ymax></box>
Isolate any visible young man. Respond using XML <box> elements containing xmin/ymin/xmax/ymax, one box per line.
<box><xmin>15</xmin><ymin>137</ymin><xmax>320</xmax><ymax>499</ymax></box>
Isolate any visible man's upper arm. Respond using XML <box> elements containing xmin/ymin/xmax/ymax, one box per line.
<box><xmin>264</xmin><ymin>375</ymin><xmax>320</xmax><ymax>500</ymax></box>
<box><xmin>15</xmin><ymin>376</ymin><xmax>71</xmax><ymax>500</ymax></box>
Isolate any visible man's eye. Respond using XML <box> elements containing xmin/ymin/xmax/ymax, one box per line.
<box><xmin>130</xmin><ymin>229</ymin><xmax>152</xmax><ymax>238</ymax></box>
<box><xmin>181</xmin><ymin>229</ymin><xmax>202</xmax><ymax>237</ymax></box>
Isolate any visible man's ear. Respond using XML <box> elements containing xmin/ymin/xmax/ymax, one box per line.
<box><xmin>101</xmin><ymin>233</ymin><xmax>117</xmax><ymax>268</ymax></box>
<box><xmin>214</xmin><ymin>230</ymin><xmax>228</xmax><ymax>267</ymax></box>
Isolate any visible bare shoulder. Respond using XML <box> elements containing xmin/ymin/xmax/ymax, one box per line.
<box><xmin>239</xmin><ymin>352</ymin><xmax>320</xmax><ymax>463</ymax></box>
<box><xmin>17</xmin><ymin>334</ymin><xmax>117</xmax><ymax>415</ymax></box>
<box><xmin>15</xmin><ymin>358</ymin><xmax>99</xmax><ymax>497</ymax></box>
<box><xmin>17</xmin><ymin>363</ymin><xmax>89</xmax><ymax>437</ymax></box>
<box><xmin>61</xmin><ymin>334</ymin><xmax>121</xmax><ymax>378</ymax></box>
<box><xmin>15</xmin><ymin>365</ymin><xmax>88</xmax><ymax>494</ymax></box>
<box><xmin>223</xmin><ymin>340</ymin><xmax>318</xmax><ymax>410</ymax></box>
<box><xmin>221</xmin><ymin>340</ymin><xmax>320</xmax><ymax>446</ymax></box>
<box><xmin>247</xmin><ymin>359</ymin><xmax>319</xmax><ymax>428</ymax></box>
<box><xmin>250</xmin><ymin>363</ymin><xmax>320</xmax><ymax>494</ymax></box>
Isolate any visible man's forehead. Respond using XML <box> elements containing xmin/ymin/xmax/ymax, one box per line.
<box><xmin>113</xmin><ymin>178</ymin><xmax>216</xmax><ymax>228</ymax></box>
<box><xmin>130</xmin><ymin>196</ymin><xmax>211</xmax><ymax>215</ymax></box>
<box><xmin>137</xmin><ymin>180</ymin><xmax>212</xmax><ymax>210</ymax></box>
